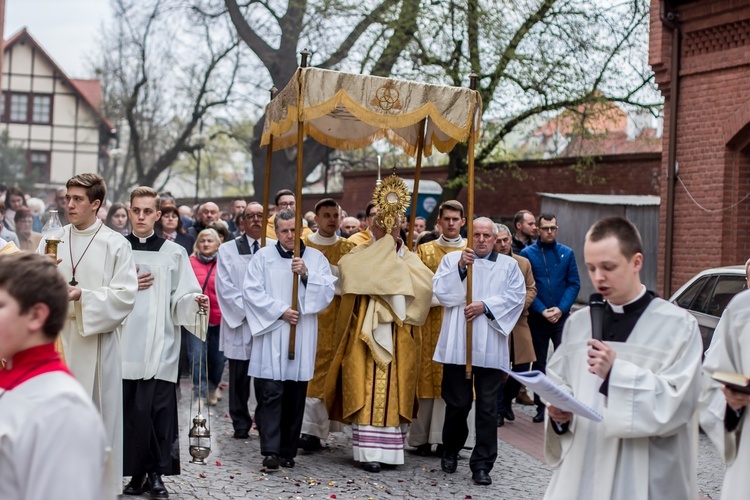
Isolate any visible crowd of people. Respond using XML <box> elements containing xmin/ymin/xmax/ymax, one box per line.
<box><xmin>0</xmin><ymin>173</ymin><xmax>749</xmax><ymax>500</ymax></box>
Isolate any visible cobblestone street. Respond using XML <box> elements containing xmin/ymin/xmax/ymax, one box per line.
<box><xmin>117</xmin><ymin>376</ymin><xmax>728</xmax><ymax>499</ymax></box>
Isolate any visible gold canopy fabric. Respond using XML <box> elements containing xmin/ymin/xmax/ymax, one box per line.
<box><xmin>261</xmin><ymin>68</ymin><xmax>481</xmax><ymax>157</ymax></box>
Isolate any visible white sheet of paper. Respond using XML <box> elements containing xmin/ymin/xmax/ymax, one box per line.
<box><xmin>502</xmin><ymin>368</ymin><xmax>603</xmax><ymax>422</ymax></box>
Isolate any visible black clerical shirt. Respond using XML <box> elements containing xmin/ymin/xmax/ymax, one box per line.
<box><xmin>126</xmin><ymin>232</ymin><xmax>166</xmax><ymax>252</ymax></box>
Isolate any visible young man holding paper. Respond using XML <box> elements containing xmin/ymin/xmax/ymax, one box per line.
<box><xmin>543</xmin><ymin>216</ymin><xmax>702</xmax><ymax>500</ymax></box>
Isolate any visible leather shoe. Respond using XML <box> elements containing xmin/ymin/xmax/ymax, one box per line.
<box><xmin>503</xmin><ymin>407</ymin><xmax>515</xmax><ymax>421</ymax></box>
<box><xmin>299</xmin><ymin>433</ymin><xmax>323</xmax><ymax>451</ymax></box>
<box><xmin>533</xmin><ymin>409</ymin><xmax>545</xmax><ymax>423</ymax></box>
<box><xmin>262</xmin><ymin>454</ymin><xmax>280</xmax><ymax>470</ymax></box>
<box><xmin>441</xmin><ymin>453</ymin><xmax>458</xmax><ymax>473</ymax></box>
<box><xmin>233</xmin><ymin>430</ymin><xmax>250</xmax><ymax>439</ymax></box>
<box><xmin>516</xmin><ymin>387</ymin><xmax>535</xmax><ymax>405</ymax></box>
<box><xmin>123</xmin><ymin>474</ymin><xmax>147</xmax><ymax>495</ymax></box>
<box><xmin>362</xmin><ymin>461</ymin><xmax>381</xmax><ymax>473</ymax></box>
<box><xmin>147</xmin><ymin>472</ymin><xmax>168</xmax><ymax>499</ymax></box>
<box><xmin>415</xmin><ymin>443</ymin><xmax>432</xmax><ymax>456</ymax></box>
<box><xmin>496</xmin><ymin>413</ymin><xmax>504</xmax><ymax>427</ymax></box>
<box><xmin>280</xmin><ymin>457</ymin><xmax>295</xmax><ymax>468</ymax></box>
<box><xmin>472</xmin><ymin>469</ymin><xmax>492</xmax><ymax>485</ymax></box>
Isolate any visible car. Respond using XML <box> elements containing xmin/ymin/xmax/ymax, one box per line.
<box><xmin>669</xmin><ymin>265</ymin><xmax>748</xmax><ymax>353</ymax></box>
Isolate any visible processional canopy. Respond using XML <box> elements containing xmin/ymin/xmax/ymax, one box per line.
<box><xmin>261</xmin><ymin>67</ymin><xmax>481</xmax><ymax>157</ymax></box>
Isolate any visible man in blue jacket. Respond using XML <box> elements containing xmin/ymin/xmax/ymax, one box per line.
<box><xmin>520</xmin><ymin>213</ymin><xmax>580</xmax><ymax>423</ymax></box>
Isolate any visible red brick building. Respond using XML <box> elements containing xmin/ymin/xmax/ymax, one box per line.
<box><xmin>650</xmin><ymin>0</ymin><xmax>750</xmax><ymax>295</ymax></box>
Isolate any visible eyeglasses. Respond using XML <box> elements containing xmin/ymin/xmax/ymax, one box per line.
<box><xmin>242</xmin><ymin>213</ymin><xmax>264</xmax><ymax>220</ymax></box>
<box><xmin>278</xmin><ymin>202</ymin><xmax>295</xmax><ymax>208</ymax></box>
<box><xmin>539</xmin><ymin>226</ymin><xmax>558</xmax><ymax>232</ymax></box>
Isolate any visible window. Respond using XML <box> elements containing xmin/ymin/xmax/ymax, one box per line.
<box><xmin>675</xmin><ymin>276</ymin><xmax>708</xmax><ymax>310</ymax></box>
<box><xmin>27</xmin><ymin>151</ymin><xmax>50</xmax><ymax>183</ymax></box>
<box><xmin>9</xmin><ymin>94</ymin><xmax>28</xmax><ymax>122</ymax></box>
<box><xmin>707</xmin><ymin>276</ymin><xmax>747</xmax><ymax>317</ymax></box>
<box><xmin>32</xmin><ymin>95</ymin><xmax>51</xmax><ymax>123</ymax></box>
<box><xmin>1</xmin><ymin>93</ymin><xmax>53</xmax><ymax>123</ymax></box>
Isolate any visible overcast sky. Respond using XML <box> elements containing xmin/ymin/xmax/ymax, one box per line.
<box><xmin>5</xmin><ymin>0</ymin><xmax>111</xmax><ymax>78</ymax></box>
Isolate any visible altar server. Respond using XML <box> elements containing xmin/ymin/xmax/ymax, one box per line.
<box><xmin>243</xmin><ymin>209</ymin><xmax>335</xmax><ymax>469</ymax></box>
<box><xmin>544</xmin><ymin>216</ymin><xmax>702</xmax><ymax>500</ymax></box>
<box><xmin>37</xmin><ymin>173</ymin><xmax>138</xmax><ymax>494</ymax></box>
<box><xmin>120</xmin><ymin>187</ymin><xmax>208</xmax><ymax>498</ymax></box>
<box><xmin>0</xmin><ymin>253</ymin><xmax>115</xmax><ymax>500</ymax></box>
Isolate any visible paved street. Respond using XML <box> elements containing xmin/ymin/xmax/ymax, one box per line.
<box><xmin>117</xmin><ymin>376</ymin><xmax>728</xmax><ymax>499</ymax></box>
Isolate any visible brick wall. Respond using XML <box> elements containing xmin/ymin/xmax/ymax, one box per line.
<box><xmin>319</xmin><ymin>153</ymin><xmax>660</xmax><ymax>221</ymax></box>
<box><xmin>651</xmin><ymin>0</ymin><xmax>750</xmax><ymax>294</ymax></box>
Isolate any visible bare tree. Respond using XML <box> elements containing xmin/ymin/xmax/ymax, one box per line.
<box><xmin>95</xmin><ymin>0</ymin><xmax>240</xmax><ymax>201</ymax></box>
<box><xmin>408</xmin><ymin>0</ymin><xmax>660</xmax><ymax>221</ymax></box>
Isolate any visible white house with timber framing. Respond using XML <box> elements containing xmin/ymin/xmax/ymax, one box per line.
<box><xmin>1</xmin><ymin>28</ymin><xmax>113</xmax><ymax>187</ymax></box>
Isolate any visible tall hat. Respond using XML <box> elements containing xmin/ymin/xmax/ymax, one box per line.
<box><xmin>371</xmin><ymin>170</ymin><xmax>411</xmax><ymax>234</ymax></box>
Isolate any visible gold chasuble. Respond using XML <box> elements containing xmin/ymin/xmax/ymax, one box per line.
<box><xmin>325</xmin><ymin>235</ymin><xmax>433</xmax><ymax>427</ymax></box>
<box><xmin>303</xmin><ymin>235</ymin><xmax>356</xmax><ymax>398</ymax></box>
<box><xmin>346</xmin><ymin>228</ymin><xmax>372</xmax><ymax>247</ymax></box>
<box><xmin>415</xmin><ymin>240</ymin><xmax>465</xmax><ymax>399</ymax></box>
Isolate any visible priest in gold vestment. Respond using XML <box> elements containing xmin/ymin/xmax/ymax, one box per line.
<box><xmin>299</xmin><ymin>199</ymin><xmax>356</xmax><ymax>451</ymax></box>
<box><xmin>325</xmin><ymin>215</ymin><xmax>433</xmax><ymax>473</ymax></box>
<box><xmin>408</xmin><ymin>200</ymin><xmax>471</xmax><ymax>455</ymax></box>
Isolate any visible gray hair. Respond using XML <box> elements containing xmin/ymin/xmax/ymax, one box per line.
<box><xmin>495</xmin><ymin>223</ymin><xmax>511</xmax><ymax>237</ymax></box>
<box><xmin>274</xmin><ymin>209</ymin><xmax>296</xmax><ymax>229</ymax></box>
<box><xmin>474</xmin><ymin>217</ymin><xmax>498</xmax><ymax>234</ymax></box>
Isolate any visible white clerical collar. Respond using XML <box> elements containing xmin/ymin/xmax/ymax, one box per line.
<box><xmin>437</xmin><ymin>234</ymin><xmax>465</xmax><ymax>248</ymax></box>
<box><xmin>609</xmin><ymin>285</ymin><xmax>647</xmax><ymax>313</ymax></box>
<box><xmin>309</xmin><ymin>231</ymin><xmax>338</xmax><ymax>246</ymax></box>
<box><xmin>136</xmin><ymin>231</ymin><xmax>155</xmax><ymax>244</ymax></box>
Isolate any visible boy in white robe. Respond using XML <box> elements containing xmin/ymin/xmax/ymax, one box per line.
<box><xmin>37</xmin><ymin>173</ymin><xmax>138</xmax><ymax>495</ymax></box>
<box><xmin>120</xmin><ymin>187</ymin><xmax>209</xmax><ymax>498</ymax></box>
<box><xmin>544</xmin><ymin>216</ymin><xmax>702</xmax><ymax>500</ymax></box>
<box><xmin>433</xmin><ymin>217</ymin><xmax>526</xmax><ymax>486</ymax></box>
<box><xmin>216</xmin><ymin>201</ymin><xmax>273</xmax><ymax>439</ymax></box>
<box><xmin>242</xmin><ymin>209</ymin><xmax>335</xmax><ymax>470</ymax></box>
<box><xmin>0</xmin><ymin>252</ymin><xmax>114</xmax><ymax>500</ymax></box>
<box><xmin>699</xmin><ymin>259</ymin><xmax>750</xmax><ymax>500</ymax></box>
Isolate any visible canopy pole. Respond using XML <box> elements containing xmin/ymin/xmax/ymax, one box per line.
<box><xmin>465</xmin><ymin>73</ymin><xmax>479</xmax><ymax>380</ymax></box>
<box><xmin>407</xmin><ymin>118</ymin><xmax>427</xmax><ymax>250</ymax></box>
<box><xmin>289</xmin><ymin>49</ymin><xmax>311</xmax><ymax>361</ymax></box>
<box><xmin>261</xmin><ymin>86</ymin><xmax>278</xmax><ymax>248</ymax></box>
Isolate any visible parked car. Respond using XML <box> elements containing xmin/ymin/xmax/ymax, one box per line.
<box><xmin>669</xmin><ymin>265</ymin><xmax>747</xmax><ymax>353</ymax></box>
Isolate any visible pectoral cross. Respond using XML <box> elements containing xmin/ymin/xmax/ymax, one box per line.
<box><xmin>69</xmin><ymin>277</ymin><xmax>78</xmax><ymax>286</ymax></box>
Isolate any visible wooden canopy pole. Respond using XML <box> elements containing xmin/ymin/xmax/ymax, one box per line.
<box><xmin>261</xmin><ymin>86</ymin><xmax>277</xmax><ymax>248</ymax></box>
<box><xmin>407</xmin><ymin>118</ymin><xmax>427</xmax><ymax>250</ymax></box>
<box><xmin>465</xmin><ymin>73</ymin><xmax>479</xmax><ymax>380</ymax></box>
<box><xmin>288</xmin><ymin>49</ymin><xmax>311</xmax><ymax>361</ymax></box>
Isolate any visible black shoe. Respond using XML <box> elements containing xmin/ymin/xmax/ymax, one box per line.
<box><xmin>233</xmin><ymin>430</ymin><xmax>250</xmax><ymax>439</ymax></box>
<box><xmin>362</xmin><ymin>461</ymin><xmax>381</xmax><ymax>473</ymax></box>
<box><xmin>299</xmin><ymin>433</ymin><xmax>323</xmax><ymax>451</ymax></box>
<box><xmin>415</xmin><ymin>443</ymin><xmax>432</xmax><ymax>456</ymax></box>
<box><xmin>503</xmin><ymin>407</ymin><xmax>515</xmax><ymax>421</ymax></box>
<box><xmin>472</xmin><ymin>469</ymin><xmax>492</xmax><ymax>485</ymax></box>
<box><xmin>533</xmin><ymin>409</ymin><xmax>545</xmax><ymax>423</ymax></box>
<box><xmin>123</xmin><ymin>474</ymin><xmax>147</xmax><ymax>495</ymax></box>
<box><xmin>147</xmin><ymin>473</ymin><xmax>168</xmax><ymax>499</ymax></box>
<box><xmin>280</xmin><ymin>457</ymin><xmax>295</xmax><ymax>468</ymax></box>
<box><xmin>441</xmin><ymin>453</ymin><xmax>458</xmax><ymax>473</ymax></box>
<box><xmin>262</xmin><ymin>454</ymin><xmax>280</xmax><ymax>470</ymax></box>
<box><xmin>496</xmin><ymin>413</ymin><xmax>505</xmax><ymax>427</ymax></box>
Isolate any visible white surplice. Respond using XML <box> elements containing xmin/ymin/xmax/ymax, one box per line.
<box><xmin>432</xmin><ymin>251</ymin><xmax>526</xmax><ymax>369</ymax></box>
<box><xmin>699</xmin><ymin>289</ymin><xmax>750</xmax><ymax>500</ymax></box>
<box><xmin>37</xmin><ymin>220</ymin><xmax>137</xmax><ymax>494</ymax></box>
<box><xmin>121</xmin><ymin>240</ymin><xmax>202</xmax><ymax>382</ymax></box>
<box><xmin>242</xmin><ymin>243</ymin><xmax>336</xmax><ymax>381</ymax></box>
<box><xmin>0</xmin><ymin>372</ymin><xmax>115</xmax><ymax>500</ymax></box>
<box><xmin>216</xmin><ymin>236</ymin><xmax>274</xmax><ymax>360</ymax></box>
<box><xmin>544</xmin><ymin>299</ymin><xmax>702</xmax><ymax>500</ymax></box>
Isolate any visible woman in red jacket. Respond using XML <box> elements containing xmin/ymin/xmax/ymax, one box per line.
<box><xmin>189</xmin><ymin>228</ymin><xmax>226</xmax><ymax>405</ymax></box>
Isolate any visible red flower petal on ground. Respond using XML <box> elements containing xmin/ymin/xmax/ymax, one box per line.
<box><xmin>199</xmin><ymin>473</ymin><xmax>206</xmax><ymax>478</ymax></box>
<box><xmin>216</xmin><ymin>461</ymin><xmax>222</xmax><ymax>466</ymax></box>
